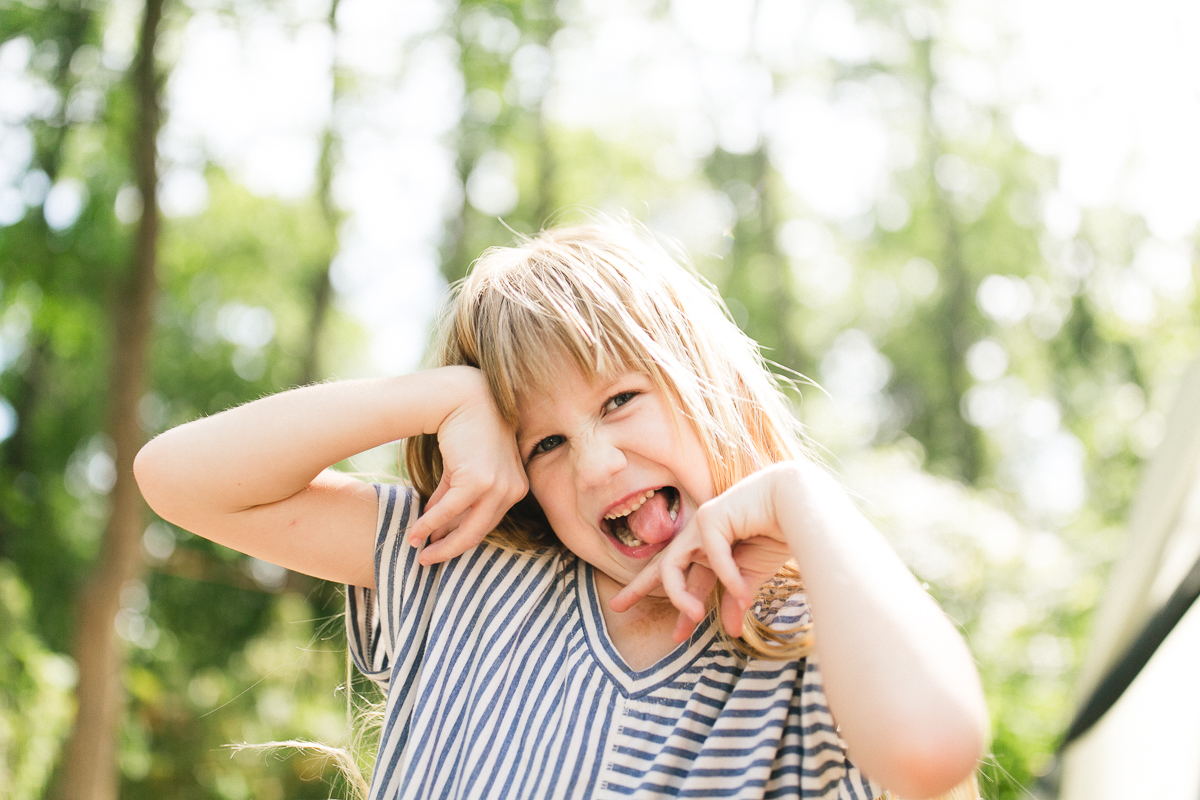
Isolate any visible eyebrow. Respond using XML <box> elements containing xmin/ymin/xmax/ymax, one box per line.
<box><xmin>514</xmin><ymin>415</ymin><xmax>546</xmax><ymax>448</ymax></box>
<box><xmin>514</xmin><ymin>371</ymin><xmax>646</xmax><ymax>439</ymax></box>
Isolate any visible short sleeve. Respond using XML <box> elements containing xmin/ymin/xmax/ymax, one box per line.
<box><xmin>345</xmin><ymin>484</ymin><xmax>432</xmax><ymax>692</ymax></box>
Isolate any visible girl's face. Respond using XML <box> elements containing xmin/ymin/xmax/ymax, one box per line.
<box><xmin>517</xmin><ymin>364</ymin><xmax>715</xmax><ymax>588</ymax></box>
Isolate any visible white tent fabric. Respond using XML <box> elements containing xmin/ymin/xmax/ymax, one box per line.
<box><xmin>1059</xmin><ymin>357</ymin><xmax>1200</xmax><ymax>800</ymax></box>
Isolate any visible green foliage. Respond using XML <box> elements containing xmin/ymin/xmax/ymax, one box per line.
<box><xmin>115</xmin><ymin>590</ymin><xmax>353</xmax><ymax>800</ymax></box>
<box><xmin>0</xmin><ymin>561</ymin><xmax>76</xmax><ymax>800</ymax></box>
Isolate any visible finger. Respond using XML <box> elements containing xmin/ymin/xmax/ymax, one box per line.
<box><xmin>720</xmin><ymin>588</ymin><xmax>752</xmax><ymax>638</ymax></box>
<box><xmin>685</xmin><ymin>564</ymin><xmax>718</xmax><ymax>610</ymax></box>
<box><xmin>427</xmin><ymin>508</ymin><xmax>468</xmax><ymax>543</ymax></box>
<box><xmin>661</xmin><ymin>557</ymin><xmax>706</xmax><ymax>622</ymax></box>
<box><xmin>415</xmin><ymin>471</ymin><xmax>452</xmax><ymax>529</ymax></box>
<box><xmin>699</xmin><ymin>519</ymin><xmax>749</xmax><ymax>604</ymax></box>
<box><xmin>419</xmin><ymin>508</ymin><xmax>492</xmax><ymax>563</ymax></box>
<box><xmin>671</xmin><ymin>565</ymin><xmax>717</xmax><ymax>643</ymax></box>
<box><xmin>409</xmin><ymin>482</ymin><xmax>476</xmax><ymax>545</ymax></box>
<box><xmin>418</xmin><ymin>493</ymin><xmax>509</xmax><ymax>564</ymax></box>
<box><xmin>673</xmin><ymin>611</ymin><xmax>697</xmax><ymax>643</ymax></box>
<box><xmin>610</xmin><ymin>560</ymin><xmax>663</xmax><ymax>612</ymax></box>
<box><xmin>427</xmin><ymin>472</ymin><xmax>453</xmax><ymax>515</ymax></box>
<box><xmin>427</xmin><ymin>471</ymin><xmax>452</xmax><ymax>508</ymax></box>
<box><xmin>729</xmin><ymin>539</ymin><xmax>792</xmax><ymax>603</ymax></box>
<box><xmin>420</xmin><ymin>473</ymin><xmax>527</xmax><ymax>554</ymax></box>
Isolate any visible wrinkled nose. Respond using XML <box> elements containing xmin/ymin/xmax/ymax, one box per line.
<box><xmin>574</xmin><ymin>430</ymin><xmax>626</xmax><ymax>488</ymax></box>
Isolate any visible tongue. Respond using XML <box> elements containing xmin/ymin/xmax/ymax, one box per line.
<box><xmin>626</xmin><ymin>492</ymin><xmax>675</xmax><ymax>544</ymax></box>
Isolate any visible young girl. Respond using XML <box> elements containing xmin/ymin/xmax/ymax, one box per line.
<box><xmin>135</xmin><ymin>222</ymin><xmax>988</xmax><ymax>800</ymax></box>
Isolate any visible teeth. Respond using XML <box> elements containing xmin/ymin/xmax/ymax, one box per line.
<box><xmin>613</xmin><ymin>525</ymin><xmax>642</xmax><ymax>547</ymax></box>
<box><xmin>605</xmin><ymin>488</ymin><xmax>682</xmax><ymax>549</ymax></box>
<box><xmin>604</xmin><ymin>489</ymin><xmax>656</xmax><ymax>520</ymax></box>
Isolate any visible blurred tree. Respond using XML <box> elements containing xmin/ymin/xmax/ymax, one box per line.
<box><xmin>1</xmin><ymin>0</ymin><xmax>354</xmax><ymax>796</ymax></box>
<box><xmin>1</xmin><ymin>0</ymin><xmax>124</xmax><ymax>795</ymax></box>
<box><xmin>442</xmin><ymin>0</ymin><xmax>561</xmax><ymax>284</ymax></box>
<box><xmin>0</xmin><ymin>561</ymin><xmax>74</xmax><ymax>799</ymax></box>
<box><xmin>705</xmin><ymin>146</ymin><xmax>804</xmax><ymax>379</ymax></box>
<box><xmin>298</xmin><ymin>0</ymin><xmax>344</xmax><ymax>386</ymax></box>
<box><xmin>57</xmin><ymin>0</ymin><xmax>165</xmax><ymax>794</ymax></box>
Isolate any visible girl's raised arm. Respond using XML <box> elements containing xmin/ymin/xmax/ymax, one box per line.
<box><xmin>615</xmin><ymin>460</ymin><xmax>989</xmax><ymax>799</ymax></box>
<box><xmin>133</xmin><ymin>366</ymin><xmax>527</xmax><ymax>588</ymax></box>
<box><xmin>768</xmin><ymin>463</ymin><xmax>987</xmax><ymax>797</ymax></box>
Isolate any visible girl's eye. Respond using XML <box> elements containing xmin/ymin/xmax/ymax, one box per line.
<box><xmin>531</xmin><ymin>434</ymin><xmax>566</xmax><ymax>457</ymax></box>
<box><xmin>604</xmin><ymin>392</ymin><xmax>637</xmax><ymax>413</ymax></box>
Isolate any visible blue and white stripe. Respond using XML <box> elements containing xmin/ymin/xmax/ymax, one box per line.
<box><xmin>347</xmin><ymin>485</ymin><xmax>879</xmax><ymax>800</ymax></box>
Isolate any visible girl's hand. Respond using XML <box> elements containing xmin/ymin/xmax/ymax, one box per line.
<box><xmin>611</xmin><ymin>463</ymin><xmax>797</xmax><ymax>641</ymax></box>
<box><xmin>407</xmin><ymin>367</ymin><xmax>528</xmax><ymax>565</ymax></box>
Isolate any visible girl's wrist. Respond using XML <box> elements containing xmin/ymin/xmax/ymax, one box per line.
<box><xmin>381</xmin><ymin>366</ymin><xmax>486</xmax><ymax>438</ymax></box>
<box><xmin>422</xmin><ymin>365</ymin><xmax>491</xmax><ymax>434</ymax></box>
<box><xmin>769</xmin><ymin>459</ymin><xmax>847</xmax><ymax>554</ymax></box>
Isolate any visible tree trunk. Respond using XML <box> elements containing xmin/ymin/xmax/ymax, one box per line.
<box><xmin>749</xmin><ymin>145</ymin><xmax>800</xmax><ymax>374</ymax></box>
<box><xmin>532</xmin><ymin>0</ymin><xmax>560</xmax><ymax>229</ymax></box>
<box><xmin>297</xmin><ymin>0</ymin><xmax>342</xmax><ymax>386</ymax></box>
<box><xmin>914</xmin><ymin>35</ymin><xmax>983</xmax><ymax>483</ymax></box>
<box><xmin>56</xmin><ymin>0</ymin><xmax>164</xmax><ymax>795</ymax></box>
<box><xmin>298</xmin><ymin>136</ymin><xmax>336</xmax><ymax>386</ymax></box>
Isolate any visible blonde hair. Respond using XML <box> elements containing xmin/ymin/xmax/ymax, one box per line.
<box><xmin>405</xmin><ymin>220</ymin><xmax>813</xmax><ymax>659</ymax></box>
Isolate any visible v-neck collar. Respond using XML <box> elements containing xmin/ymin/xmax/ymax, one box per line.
<box><xmin>576</xmin><ymin>560</ymin><xmax>716</xmax><ymax>698</ymax></box>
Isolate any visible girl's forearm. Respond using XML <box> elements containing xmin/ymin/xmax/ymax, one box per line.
<box><xmin>134</xmin><ymin>368</ymin><xmax>479</xmax><ymax>543</ymax></box>
<box><xmin>773</xmin><ymin>462</ymin><xmax>988</xmax><ymax>798</ymax></box>
<box><xmin>140</xmin><ymin>371</ymin><xmax>466</xmax><ymax>502</ymax></box>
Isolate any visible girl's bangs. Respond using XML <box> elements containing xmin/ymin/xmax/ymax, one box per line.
<box><xmin>473</xmin><ymin>278</ymin><xmax>654</xmax><ymax>426</ymax></box>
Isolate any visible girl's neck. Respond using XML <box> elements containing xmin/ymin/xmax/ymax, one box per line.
<box><xmin>592</xmin><ymin>569</ymin><xmax>681</xmax><ymax>671</ymax></box>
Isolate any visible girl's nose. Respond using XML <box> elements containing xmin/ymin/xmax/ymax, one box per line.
<box><xmin>574</xmin><ymin>431</ymin><xmax>627</xmax><ymax>487</ymax></box>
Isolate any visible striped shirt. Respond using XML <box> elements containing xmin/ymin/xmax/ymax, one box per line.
<box><xmin>347</xmin><ymin>484</ymin><xmax>880</xmax><ymax>800</ymax></box>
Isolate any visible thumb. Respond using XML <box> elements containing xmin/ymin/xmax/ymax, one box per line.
<box><xmin>427</xmin><ymin>470</ymin><xmax>452</xmax><ymax>509</ymax></box>
<box><xmin>412</xmin><ymin>471</ymin><xmax>453</xmax><ymax>542</ymax></box>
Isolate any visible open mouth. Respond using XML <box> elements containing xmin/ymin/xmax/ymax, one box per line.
<box><xmin>602</xmin><ymin>486</ymin><xmax>680</xmax><ymax>549</ymax></box>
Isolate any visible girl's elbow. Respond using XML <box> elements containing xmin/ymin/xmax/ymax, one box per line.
<box><xmin>133</xmin><ymin>437</ymin><xmax>174</xmax><ymax>517</ymax></box>
<box><xmin>133</xmin><ymin>440</ymin><xmax>155</xmax><ymax>494</ymax></box>
<box><xmin>875</xmin><ymin>712</ymin><xmax>989</xmax><ymax>799</ymax></box>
